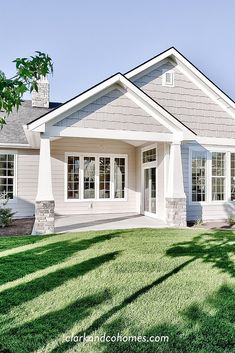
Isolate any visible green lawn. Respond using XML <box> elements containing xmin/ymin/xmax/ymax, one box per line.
<box><xmin>0</xmin><ymin>228</ymin><xmax>234</xmax><ymax>353</ymax></box>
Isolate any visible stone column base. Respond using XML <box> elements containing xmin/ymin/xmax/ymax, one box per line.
<box><xmin>33</xmin><ymin>200</ymin><xmax>55</xmax><ymax>235</ymax></box>
<box><xmin>165</xmin><ymin>198</ymin><xmax>186</xmax><ymax>227</ymax></box>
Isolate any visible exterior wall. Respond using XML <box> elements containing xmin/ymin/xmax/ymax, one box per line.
<box><xmin>51</xmin><ymin>137</ymin><xmax>137</xmax><ymax>215</ymax></box>
<box><xmin>54</xmin><ymin>88</ymin><xmax>170</xmax><ymax>133</ymax></box>
<box><xmin>132</xmin><ymin>62</ymin><xmax>235</xmax><ymax>138</ymax></box>
<box><xmin>182</xmin><ymin>143</ymin><xmax>235</xmax><ymax>222</ymax></box>
<box><xmin>0</xmin><ymin>148</ymin><xmax>39</xmax><ymax>218</ymax></box>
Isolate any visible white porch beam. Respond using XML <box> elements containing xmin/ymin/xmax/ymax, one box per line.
<box><xmin>36</xmin><ymin>136</ymin><xmax>54</xmax><ymax>201</ymax></box>
<box><xmin>45</xmin><ymin>126</ymin><xmax>175</xmax><ymax>143</ymax></box>
<box><xmin>166</xmin><ymin>141</ymin><xmax>186</xmax><ymax>198</ymax></box>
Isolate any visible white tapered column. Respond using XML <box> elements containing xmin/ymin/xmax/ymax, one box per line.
<box><xmin>34</xmin><ymin>136</ymin><xmax>55</xmax><ymax>235</ymax></box>
<box><xmin>36</xmin><ymin>136</ymin><xmax>54</xmax><ymax>201</ymax></box>
<box><xmin>165</xmin><ymin>142</ymin><xmax>186</xmax><ymax>226</ymax></box>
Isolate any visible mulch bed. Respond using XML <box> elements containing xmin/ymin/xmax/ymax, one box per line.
<box><xmin>188</xmin><ymin>221</ymin><xmax>235</xmax><ymax>230</ymax></box>
<box><xmin>0</xmin><ymin>218</ymin><xmax>35</xmax><ymax>236</ymax></box>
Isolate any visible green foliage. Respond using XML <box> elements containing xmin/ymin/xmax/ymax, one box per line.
<box><xmin>0</xmin><ymin>208</ymin><xmax>15</xmax><ymax>228</ymax></box>
<box><xmin>0</xmin><ymin>51</ymin><xmax>53</xmax><ymax>127</ymax></box>
<box><xmin>228</xmin><ymin>215</ymin><xmax>235</xmax><ymax>226</ymax></box>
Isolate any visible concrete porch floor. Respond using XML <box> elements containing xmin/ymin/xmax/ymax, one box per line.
<box><xmin>54</xmin><ymin>213</ymin><xmax>168</xmax><ymax>233</ymax></box>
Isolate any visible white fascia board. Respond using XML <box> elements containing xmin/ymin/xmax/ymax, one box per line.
<box><xmin>118</xmin><ymin>76</ymin><xmax>194</xmax><ymax>138</ymax></box>
<box><xmin>126</xmin><ymin>47</ymin><xmax>235</xmax><ymax>116</ymax></box>
<box><xmin>0</xmin><ymin>143</ymin><xmax>31</xmax><ymax>149</ymax></box>
<box><xmin>27</xmin><ymin>72</ymin><xmax>193</xmax><ymax>140</ymax></box>
<box><xmin>27</xmin><ymin>74</ymin><xmax>123</xmax><ymax>131</ymax></box>
<box><xmin>23</xmin><ymin>125</ymin><xmax>41</xmax><ymax>148</ymax></box>
<box><xmin>195</xmin><ymin>136</ymin><xmax>235</xmax><ymax>147</ymax></box>
<box><xmin>172</xmin><ymin>50</ymin><xmax>235</xmax><ymax>112</ymax></box>
<box><xmin>45</xmin><ymin>126</ymin><xmax>174</xmax><ymax>142</ymax></box>
<box><xmin>125</xmin><ymin>48</ymin><xmax>175</xmax><ymax>79</ymax></box>
<box><xmin>171</xmin><ymin>57</ymin><xmax>235</xmax><ymax>119</ymax></box>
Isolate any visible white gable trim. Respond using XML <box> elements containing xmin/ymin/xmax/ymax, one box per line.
<box><xmin>27</xmin><ymin>73</ymin><xmax>195</xmax><ymax>140</ymax></box>
<box><xmin>126</xmin><ymin>47</ymin><xmax>235</xmax><ymax>118</ymax></box>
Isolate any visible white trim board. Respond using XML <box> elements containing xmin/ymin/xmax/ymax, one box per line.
<box><xmin>126</xmin><ymin>47</ymin><xmax>235</xmax><ymax>118</ymax></box>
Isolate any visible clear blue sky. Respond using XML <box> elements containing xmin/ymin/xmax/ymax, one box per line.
<box><xmin>1</xmin><ymin>0</ymin><xmax>235</xmax><ymax>103</ymax></box>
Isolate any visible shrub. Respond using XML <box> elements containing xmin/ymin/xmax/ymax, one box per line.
<box><xmin>228</xmin><ymin>215</ymin><xmax>235</xmax><ymax>226</ymax></box>
<box><xmin>0</xmin><ymin>208</ymin><xmax>15</xmax><ymax>228</ymax></box>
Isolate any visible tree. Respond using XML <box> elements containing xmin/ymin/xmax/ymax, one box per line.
<box><xmin>0</xmin><ymin>52</ymin><xmax>53</xmax><ymax>127</ymax></box>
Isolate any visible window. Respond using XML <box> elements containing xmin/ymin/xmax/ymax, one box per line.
<box><xmin>143</xmin><ymin>148</ymin><xmax>156</xmax><ymax>163</ymax></box>
<box><xmin>99</xmin><ymin>157</ymin><xmax>110</xmax><ymax>199</ymax></box>
<box><xmin>162</xmin><ymin>70</ymin><xmax>174</xmax><ymax>86</ymax></box>
<box><xmin>67</xmin><ymin>156</ymin><xmax>80</xmax><ymax>199</ymax></box>
<box><xmin>231</xmin><ymin>153</ymin><xmax>235</xmax><ymax>201</ymax></box>
<box><xmin>66</xmin><ymin>154</ymin><xmax>127</xmax><ymax>200</ymax></box>
<box><xmin>84</xmin><ymin>157</ymin><xmax>95</xmax><ymax>199</ymax></box>
<box><xmin>191</xmin><ymin>151</ymin><xmax>206</xmax><ymax>202</ymax></box>
<box><xmin>212</xmin><ymin>152</ymin><xmax>226</xmax><ymax>201</ymax></box>
<box><xmin>0</xmin><ymin>154</ymin><xmax>15</xmax><ymax>199</ymax></box>
<box><xmin>114</xmin><ymin>158</ymin><xmax>126</xmax><ymax>198</ymax></box>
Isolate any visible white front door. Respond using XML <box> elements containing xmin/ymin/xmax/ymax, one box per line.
<box><xmin>144</xmin><ymin>167</ymin><xmax>157</xmax><ymax>217</ymax></box>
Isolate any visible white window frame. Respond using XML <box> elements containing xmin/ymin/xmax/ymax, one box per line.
<box><xmin>141</xmin><ymin>144</ymin><xmax>158</xmax><ymax>218</ymax></box>
<box><xmin>0</xmin><ymin>151</ymin><xmax>17</xmax><ymax>203</ymax></box>
<box><xmin>64</xmin><ymin>152</ymin><xmax>128</xmax><ymax>202</ymax></box>
<box><xmin>189</xmin><ymin>146</ymin><xmax>235</xmax><ymax>205</ymax></box>
<box><xmin>162</xmin><ymin>69</ymin><xmax>174</xmax><ymax>87</ymax></box>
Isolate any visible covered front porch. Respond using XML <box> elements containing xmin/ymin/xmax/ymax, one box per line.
<box><xmin>25</xmin><ymin>73</ymin><xmax>193</xmax><ymax>234</ymax></box>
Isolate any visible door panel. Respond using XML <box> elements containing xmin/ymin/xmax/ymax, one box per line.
<box><xmin>144</xmin><ymin>167</ymin><xmax>156</xmax><ymax>214</ymax></box>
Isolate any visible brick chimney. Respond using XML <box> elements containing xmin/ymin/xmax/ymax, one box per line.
<box><xmin>32</xmin><ymin>76</ymin><xmax>49</xmax><ymax>108</ymax></box>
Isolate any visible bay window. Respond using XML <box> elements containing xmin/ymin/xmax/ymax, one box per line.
<box><xmin>0</xmin><ymin>154</ymin><xmax>16</xmax><ymax>200</ymax></box>
<box><xmin>66</xmin><ymin>154</ymin><xmax>127</xmax><ymax>201</ymax></box>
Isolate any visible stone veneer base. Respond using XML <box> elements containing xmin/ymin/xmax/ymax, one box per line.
<box><xmin>165</xmin><ymin>197</ymin><xmax>186</xmax><ymax>227</ymax></box>
<box><xmin>33</xmin><ymin>200</ymin><xmax>55</xmax><ymax>235</ymax></box>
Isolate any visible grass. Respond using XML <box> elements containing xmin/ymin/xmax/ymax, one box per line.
<box><xmin>0</xmin><ymin>228</ymin><xmax>234</xmax><ymax>353</ymax></box>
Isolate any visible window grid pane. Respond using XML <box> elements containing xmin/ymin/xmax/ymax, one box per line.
<box><xmin>99</xmin><ymin>157</ymin><xmax>110</xmax><ymax>199</ymax></box>
<box><xmin>114</xmin><ymin>158</ymin><xmax>125</xmax><ymax>199</ymax></box>
<box><xmin>212</xmin><ymin>152</ymin><xmax>226</xmax><ymax>201</ymax></box>
<box><xmin>191</xmin><ymin>151</ymin><xmax>206</xmax><ymax>202</ymax></box>
<box><xmin>143</xmin><ymin>148</ymin><xmax>156</xmax><ymax>163</ymax></box>
<box><xmin>0</xmin><ymin>154</ymin><xmax>14</xmax><ymax>199</ymax></box>
<box><xmin>67</xmin><ymin>156</ymin><xmax>80</xmax><ymax>199</ymax></box>
<box><xmin>231</xmin><ymin>153</ymin><xmax>235</xmax><ymax>201</ymax></box>
<box><xmin>84</xmin><ymin>157</ymin><xmax>95</xmax><ymax>199</ymax></box>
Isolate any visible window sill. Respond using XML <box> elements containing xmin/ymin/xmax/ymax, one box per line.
<box><xmin>64</xmin><ymin>198</ymin><xmax>127</xmax><ymax>203</ymax></box>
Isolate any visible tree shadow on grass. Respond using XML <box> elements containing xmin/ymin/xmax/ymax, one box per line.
<box><xmin>166</xmin><ymin>230</ymin><xmax>235</xmax><ymax>278</ymax></box>
<box><xmin>0</xmin><ymin>232</ymin><xmax>120</xmax><ymax>286</ymax></box>
<box><xmin>0</xmin><ymin>251</ymin><xmax>120</xmax><ymax>316</ymax></box>
<box><xmin>49</xmin><ymin>257</ymin><xmax>195</xmax><ymax>353</ymax></box>
<box><xmin>0</xmin><ymin>290</ymin><xmax>112</xmax><ymax>353</ymax></box>
<box><xmin>98</xmin><ymin>284</ymin><xmax>235</xmax><ymax>353</ymax></box>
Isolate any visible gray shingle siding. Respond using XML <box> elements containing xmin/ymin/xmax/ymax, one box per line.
<box><xmin>0</xmin><ymin>101</ymin><xmax>61</xmax><ymax>144</ymax></box>
<box><xmin>54</xmin><ymin>88</ymin><xmax>170</xmax><ymax>133</ymax></box>
<box><xmin>133</xmin><ymin>62</ymin><xmax>235</xmax><ymax>138</ymax></box>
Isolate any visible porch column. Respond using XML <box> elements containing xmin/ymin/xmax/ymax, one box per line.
<box><xmin>165</xmin><ymin>141</ymin><xmax>186</xmax><ymax>227</ymax></box>
<box><xmin>33</xmin><ymin>136</ymin><xmax>55</xmax><ymax>235</ymax></box>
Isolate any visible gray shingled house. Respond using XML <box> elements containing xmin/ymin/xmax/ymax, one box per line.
<box><xmin>1</xmin><ymin>47</ymin><xmax>235</xmax><ymax>234</ymax></box>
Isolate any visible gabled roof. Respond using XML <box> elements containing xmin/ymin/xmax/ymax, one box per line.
<box><xmin>26</xmin><ymin>72</ymin><xmax>196</xmax><ymax>138</ymax></box>
<box><xmin>0</xmin><ymin>101</ymin><xmax>61</xmax><ymax>145</ymax></box>
<box><xmin>126</xmin><ymin>47</ymin><xmax>235</xmax><ymax>117</ymax></box>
